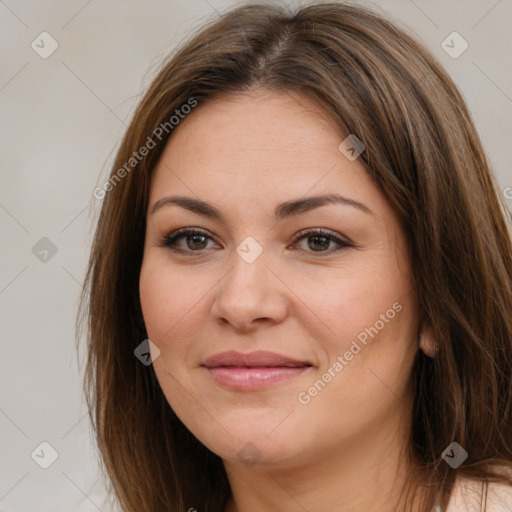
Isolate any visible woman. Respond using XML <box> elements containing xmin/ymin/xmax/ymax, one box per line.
<box><xmin>78</xmin><ymin>2</ymin><xmax>512</xmax><ymax>511</ymax></box>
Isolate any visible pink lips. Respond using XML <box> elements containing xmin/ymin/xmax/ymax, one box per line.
<box><xmin>201</xmin><ymin>350</ymin><xmax>312</xmax><ymax>391</ymax></box>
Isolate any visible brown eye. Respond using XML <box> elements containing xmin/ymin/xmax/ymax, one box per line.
<box><xmin>160</xmin><ymin>227</ymin><xmax>352</xmax><ymax>256</ymax></box>
<box><xmin>289</xmin><ymin>229</ymin><xmax>352</xmax><ymax>255</ymax></box>
<box><xmin>160</xmin><ymin>228</ymin><xmax>217</xmax><ymax>254</ymax></box>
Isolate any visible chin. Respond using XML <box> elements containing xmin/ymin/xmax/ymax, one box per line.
<box><xmin>211</xmin><ymin>436</ymin><xmax>299</xmax><ymax>468</ymax></box>
<box><xmin>189</xmin><ymin>413</ymin><xmax>310</xmax><ymax>469</ymax></box>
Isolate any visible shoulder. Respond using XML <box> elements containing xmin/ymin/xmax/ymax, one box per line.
<box><xmin>447</xmin><ymin>474</ymin><xmax>512</xmax><ymax>512</ymax></box>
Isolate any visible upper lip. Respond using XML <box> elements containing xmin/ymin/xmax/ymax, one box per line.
<box><xmin>202</xmin><ymin>350</ymin><xmax>312</xmax><ymax>368</ymax></box>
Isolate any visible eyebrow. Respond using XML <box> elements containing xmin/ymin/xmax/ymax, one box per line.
<box><xmin>150</xmin><ymin>193</ymin><xmax>374</xmax><ymax>220</ymax></box>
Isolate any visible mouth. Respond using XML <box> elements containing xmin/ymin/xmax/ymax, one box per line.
<box><xmin>201</xmin><ymin>350</ymin><xmax>313</xmax><ymax>391</ymax></box>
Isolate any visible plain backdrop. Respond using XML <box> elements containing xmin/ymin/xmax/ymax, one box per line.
<box><xmin>1</xmin><ymin>0</ymin><xmax>511</xmax><ymax>511</ymax></box>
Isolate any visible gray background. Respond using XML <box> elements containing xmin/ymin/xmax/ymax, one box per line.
<box><xmin>1</xmin><ymin>0</ymin><xmax>511</xmax><ymax>511</ymax></box>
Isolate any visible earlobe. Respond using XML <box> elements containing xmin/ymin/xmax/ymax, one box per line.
<box><xmin>419</xmin><ymin>325</ymin><xmax>438</xmax><ymax>358</ymax></box>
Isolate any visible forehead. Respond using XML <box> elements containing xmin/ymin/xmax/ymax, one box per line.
<box><xmin>148</xmin><ymin>89</ymin><xmax>385</xmax><ymax>218</ymax></box>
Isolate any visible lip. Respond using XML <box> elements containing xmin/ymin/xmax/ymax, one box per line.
<box><xmin>202</xmin><ymin>350</ymin><xmax>311</xmax><ymax>368</ymax></box>
<box><xmin>201</xmin><ymin>350</ymin><xmax>313</xmax><ymax>391</ymax></box>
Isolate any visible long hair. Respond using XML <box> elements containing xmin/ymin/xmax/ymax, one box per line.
<box><xmin>77</xmin><ymin>2</ymin><xmax>512</xmax><ymax>511</ymax></box>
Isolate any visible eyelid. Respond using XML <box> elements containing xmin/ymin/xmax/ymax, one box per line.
<box><xmin>293</xmin><ymin>227</ymin><xmax>354</xmax><ymax>247</ymax></box>
<box><xmin>157</xmin><ymin>226</ymin><xmax>216</xmax><ymax>248</ymax></box>
<box><xmin>158</xmin><ymin>226</ymin><xmax>354</xmax><ymax>255</ymax></box>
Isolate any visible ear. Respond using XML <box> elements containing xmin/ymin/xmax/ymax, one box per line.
<box><xmin>419</xmin><ymin>324</ymin><xmax>437</xmax><ymax>358</ymax></box>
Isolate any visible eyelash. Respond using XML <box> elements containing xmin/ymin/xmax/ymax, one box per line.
<box><xmin>158</xmin><ymin>227</ymin><xmax>353</xmax><ymax>256</ymax></box>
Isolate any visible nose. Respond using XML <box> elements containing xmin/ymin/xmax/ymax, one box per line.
<box><xmin>211</xmin><ymin>249</ymin><xmax>289</xmax><ymax>332</ymax></box>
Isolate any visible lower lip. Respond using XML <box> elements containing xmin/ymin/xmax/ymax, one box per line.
<box><xmin>204</xmin><ymin>366</ymin><xmax>311</xmax><ymax>391</ymax></box>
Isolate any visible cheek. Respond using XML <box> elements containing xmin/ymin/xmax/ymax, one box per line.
<box><xmin>139</xmin><ymin>257</ymin><xmax>217</xmax><ymax>381</ymax></box>
<box><xmin>139</xmin><ymin>264</ymin><xmax>170</xmax><ymax>342</ymax></box>
<box><xmin>139</xmin><ymin>258</ymin><xmax>197</xmax><ymax>343</ymax></box>
<box><xmin>304</xmin><ymin>258</ymin><xmax>415</xmax><ymax>412</ymax></box>
<box><xmin>139</xmin><ymin>261</ymin><xmax>205</xmax><ymax>409</ymax></box>
<box><xmin>307</xmin><ymin>263</ymin><xmax>409</xmax><ymax>343</ymax></box>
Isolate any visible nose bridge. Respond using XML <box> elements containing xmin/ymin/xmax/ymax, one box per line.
<box><xmin>212</xmin><ymin>236</ymin><xmax>287</xmax><ymax>328</ymax></box>
<box><xmin>225</xmin><ymin>236</ymin><xmax>271</xmax><ymax>295</ymax></box>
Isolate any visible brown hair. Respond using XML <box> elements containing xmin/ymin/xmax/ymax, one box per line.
<box><xmin>77</xmin><ymin>2</ymin><xmax>512</xmax><ymax>511</ymax></box>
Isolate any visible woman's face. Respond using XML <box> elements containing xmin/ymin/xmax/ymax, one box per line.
<box><xmin>139</xmin><ymin>89</ymin><xmax>418</xmax><ymax>469</ymax></box>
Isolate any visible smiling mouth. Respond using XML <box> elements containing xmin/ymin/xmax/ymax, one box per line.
<box><xmin>201</xmin><ymin>350</ymin><xmax>313</xmax><ymax>391</ymax></box>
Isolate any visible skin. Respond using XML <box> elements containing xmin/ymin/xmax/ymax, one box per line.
<box><xmin>139</xmin><ymin>89</ymin><xmax>432</xmax><ymax>511</ymax></box>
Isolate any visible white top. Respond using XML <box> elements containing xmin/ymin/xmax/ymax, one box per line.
<box><xmin>446</xmin><ymin>478</ymin><xmax>512</xmax><ymax>511</ymax></box>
